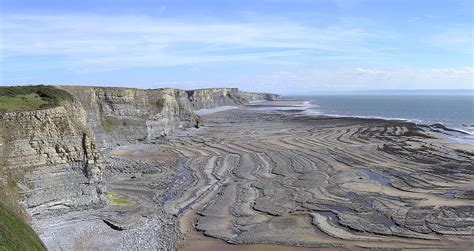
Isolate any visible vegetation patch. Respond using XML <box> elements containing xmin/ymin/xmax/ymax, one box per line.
<box><xmin>0</xmin><ymin>205</ymin><xmax>46</xmax><ymax>251</ymax></box>
<box><xmin>0</xmin><ymin>85</ymin><xmax>73</xmax><ymax>112</ymax></box>
<box><xmin>105</xmin><ymin>192</ymin><xmax>135</xmax><ymax>205</ymax></box>
<box><xmin>102</xmin><ymin>116</ymin><xmax>128</xmax><ymax>130</ymax></box>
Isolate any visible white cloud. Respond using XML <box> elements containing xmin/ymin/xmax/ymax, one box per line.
<box><xmin>0</xmin><ymin>14</ymin><xmax>383</xmax><ymax>72</ymax></box>
<box><xmin>355</xmin><ymin>67</ymin><xmax>387</xmax><ymax>75</ymax></box>
<box><xmin>226</xmin><ymin>67</ymin><xmax>474</xmax><ymax>93</ymax></box>
<box><xmin>2</xmin><ymin>13</ymin><xmax>471</xmax><ymax>91</ymax></box>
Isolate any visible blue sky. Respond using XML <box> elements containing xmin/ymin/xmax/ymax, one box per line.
<box><xmin>0</xmin><ymin>0</ymin><xmax>472</xmax><ymax>94</ymax></box>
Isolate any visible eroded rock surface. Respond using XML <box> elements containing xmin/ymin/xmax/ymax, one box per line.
<box><xmin>62</xmin><ymin>86</ymin><xmax>280</xmax><ymax>149</ymax></box>
<box><xmin>162</xmin><ymin>104</ymin><xmax>474</xmax><ymax>250</ymax></box>
<box><xmin>0</xmin><ymin>101</ymin><xmax>105</xmax><ymax>217</ymax></box>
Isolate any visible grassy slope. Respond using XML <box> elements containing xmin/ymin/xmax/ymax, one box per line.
<box><xmin>0</xmin><ymin>205</ymin><xmax>46</xmax><ymax>251</ymax></box>
<box><xmin>0</xmin><ymin>85</ymin><xmax>74</xmax><ymax>112</ymax></box>
<box><xmin>0</xmin><ymin>86</ymin><xmax>63</xmax><ymax>249</ymax></box>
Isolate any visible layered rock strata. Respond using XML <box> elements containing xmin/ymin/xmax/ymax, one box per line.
<box><xmin>61</xmin><ymin>87</ymin><xmax>201</xmax><ymax>149</ymax></box>
<box><xmin>186</xmin><ymin>88</ymin><xmax>280</xmax><ymax>109</ymax></box>
<box><xmin>0</xmin><ymin>101</ymin><xmax>106</xmax><ymax>217</ymax></box>
<box><xmin>162</xmin><ymin>105</ymin><xmax>474</xmax><ymax>250</ymax></box>
<box><xmin>61</xmin><ymin>86</ymin><xmax>280</xmax><ymax>149</ymax></box>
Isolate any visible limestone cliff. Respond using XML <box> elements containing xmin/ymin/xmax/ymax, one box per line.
<box><xmin>61</xmin><ymin>86</ymin><xmax>201</xmax><ymax>149</ymax></box>
<box><xmin>186</xmin><ymin>88</ymin><xmax>280</xmax><ymax>109</ymax></box>
<box><xmin>237</xmin><ymin>91</ymin><xmax>280</xmax><ymax>102</ymax></box>
<box><xmin>62</xmin><ymin>86</ymin><xmax>279</xmax><ymax>149</ymax></box>
<box><xmin>0</xmin><ymin>100</ymin><xmax>105</xmax><ymax>217</ymax></box>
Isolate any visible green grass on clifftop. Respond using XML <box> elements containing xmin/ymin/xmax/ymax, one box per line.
<box><xmin>0</xmin><ymin>85</ymin><xmax>73</xmax><ymax>112</ymax></box>
<box><xmin>0</xmin><ymin>205</ymin><xmax>46</xmax><ymax>251</ymax></box>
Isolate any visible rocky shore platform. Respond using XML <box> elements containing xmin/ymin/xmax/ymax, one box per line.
<box><xmin>34</xmin><ymin>100</ymin><xmax>474</xmax><ymax>250</ymax></box>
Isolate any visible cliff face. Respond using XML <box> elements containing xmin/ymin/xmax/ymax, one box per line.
<box><xmin>186</xmin><ymin>88</ymin><xmax>281</xmax><ymax>109</ymax></box>
<box><xmin>62</xmin><ymin>87</ymin><xmax>201</xmax><ymax>149</ymax></box>
<box><xmin>62</xmin><ymin>86</ymin><xmax>279</xmax><ymax>148</ymax></box>
<box><xmin>186</xmin><ymin>88</ymin><xmax>246</xmax><ymax>109</ymax></box>
<box><xmin>237</xmin><ymin>91</ymin><xmax>281</xmax><ymax>102</ymax></box>
<box><xmin>0</xmin><ymin>101</ymin><xmax>105</xmax><ymax>217</ymax></box>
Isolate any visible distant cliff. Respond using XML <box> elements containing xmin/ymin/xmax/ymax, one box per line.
<box><xmin>62</xmin><ymin>86</ymin><xmax>279</xmax><ymax>148</ymax></box>
<box><xmin>61</xmin><ymin>87</ymin><xmax>201</xmax><ymax>149</ymax></box>
<box><xmin>186</xmin><ymin>88</ymin><xmax>280</xmax><ymax>109</ymax></box>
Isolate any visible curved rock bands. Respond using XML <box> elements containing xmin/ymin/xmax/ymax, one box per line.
<box><xmin>164</xmin><ymin>107</ymin><xmax>474</xmax><ymax>249</ymax></box>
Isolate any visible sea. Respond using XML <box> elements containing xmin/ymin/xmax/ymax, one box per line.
<box><xmin>287</xmin><ymin>95</ymin><xmax>474</xmax><ymax>145</ymax></box>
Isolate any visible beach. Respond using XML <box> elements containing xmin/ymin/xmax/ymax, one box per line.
<box><xmin>34</xmin><ymin>100</ymin><xmax>474</xmax><ymax>250</ymax></box>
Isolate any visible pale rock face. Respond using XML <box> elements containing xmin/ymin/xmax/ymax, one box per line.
<box><xmin>237</xmin><ymin>91</ymin><xmax>281</xmax><ymax>102</ymax></box>
<box><xmin>62</xmin><ymin>87</ymin><xmax>201</xmax><ymax>149</ymax></box>
<box><xmin>62</xmin><ymin>86</ymin><xmax>280</xmax><ymax>149</ymax></box>
<box><xmin>0</xmin><ymin>101</ymin><xmax>106</xmax><ymax>217</ymax></box>
<box><xmin>186</xmin><ymin>88</ymin><xmax>281</xmax><ymax>109</ymax></box>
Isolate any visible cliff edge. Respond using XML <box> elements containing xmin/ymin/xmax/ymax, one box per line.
<box><xmin>61</xmin><ymin>86</ymin><xmax>280</xmax><ymax>148</ymax></box>
<box><xmin>0</xmin><ymin>90</ymin><xmax>106</xmax><ymax>217</ymax></box>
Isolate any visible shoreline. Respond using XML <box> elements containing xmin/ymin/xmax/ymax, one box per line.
<box><xmin>249</xmin><ymin>99</ymin><xmax>474</xmax><ymax>145</ymax></box>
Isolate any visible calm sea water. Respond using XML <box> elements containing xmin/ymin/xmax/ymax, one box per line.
<box><xmin>290</xmin><ymin>95</ymin><xmax>474</xmax><ymax>137</ymax></box>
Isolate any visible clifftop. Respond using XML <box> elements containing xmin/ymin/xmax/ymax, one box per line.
<box><xmin>0</xmin><ymin>85</ymin><xmax>74</xmax><ymax>112</ymax></box>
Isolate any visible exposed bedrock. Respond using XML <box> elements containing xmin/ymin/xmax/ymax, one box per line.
<box><xmin>0</xmin><ymin>101</ymin><xmax>106</xmax><ymax>217</ymax></box>
<box><xmin>162</xmin><ymin>108</ymin><xmax>474</xmax><ymax>249</ymax></box>
<box><xmin>186</xmin><ymin>88</ymin><xmax>280</xmax><ymax>109</ymax></box>
<box><xmin>62</xmin><ymin>86</ymin><xmax>280</xmax><ymax>149</ymax></box>
<box><xmin>61</xmin><ymin>87</ymin><xmax>201</xmax><ymax>149</ymax></box>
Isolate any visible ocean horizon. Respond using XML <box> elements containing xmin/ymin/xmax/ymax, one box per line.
<box><xmin>287</xmin><ymin>94</ymin><xmax>474</xmax><ymax>145</ymax></box>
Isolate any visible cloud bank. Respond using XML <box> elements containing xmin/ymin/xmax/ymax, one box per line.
<box><xmin>1</xmin><ymin>10</ymin><xmax>472</xmax><ymax>91</ymax></box>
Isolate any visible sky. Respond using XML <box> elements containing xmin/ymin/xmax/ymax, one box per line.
<box><xmin>0</xmin><ymin>0</ymin><xmax>473</xmax><ymax>94</ymax></box>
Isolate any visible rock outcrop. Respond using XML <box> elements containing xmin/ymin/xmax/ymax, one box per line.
<box><xmin>186</xmin><ymin>88</ymin><xmax>280</xmax><ymax>109</ymax></box>
<box><xmin>62</xmin><ymin>86</ymin><xmax>280</xmax><ymax>149</ymax></box>
<box><xmin>236</xmin><ymin>90</ymin><xmax>281</xmax><ymax>102</ymax></box>
<box><xmin>62</xmin><ymin>87</ymin><xmax>201</xmax><ymax>149</ymax></box>
<box><xmin>0</xmin><ymin>100</ymin><xmax>106</xmax><ymax>217</ymax></box>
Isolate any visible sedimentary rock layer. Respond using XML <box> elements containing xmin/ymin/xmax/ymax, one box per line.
<box><xmin>62</xmin><ymin>86</ymin><xmax>280</xmax><ymax>149</ymax></box>
<box><xmin>61</xmin><ymin>87</ymin><xmax>201</xmax><ymax>149</ymax></box>
<box><xmin>161</xmin><ymin>104</ymin><xmax>474</xmax><ymax>249</ymax></box>
<box><xmin>0</xmin><ymin>86</ymin><xmax>279</xmax><ymax>250</ymax></box>
<box><xmin>186</xmin><ymin>88</ymin><xmax>280</xmax><ymax>109</ymax></box>
<box><xmin>0</xmin><ymin>101</ymin><xmax>106</xmax><ymax>217</ymax></box>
